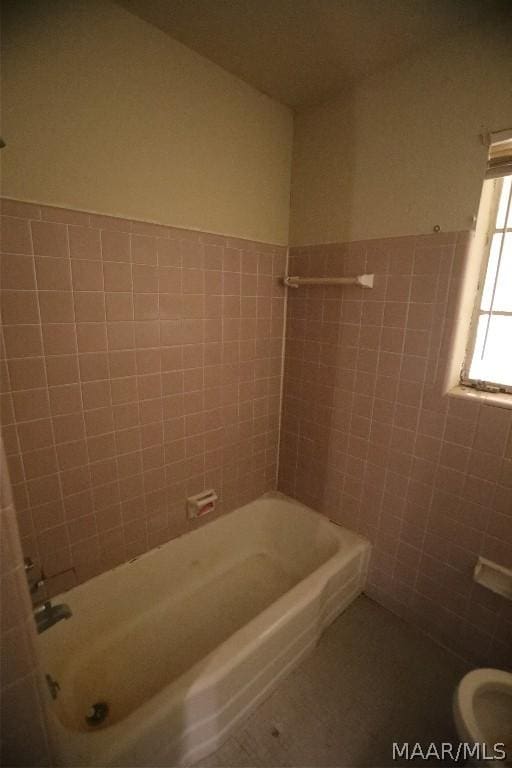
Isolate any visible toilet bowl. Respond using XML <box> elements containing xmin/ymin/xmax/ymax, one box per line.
<box><xmin>453</xmin><ymin>668</ymin><xmax>512</xmax><ymax>767</ymax></box>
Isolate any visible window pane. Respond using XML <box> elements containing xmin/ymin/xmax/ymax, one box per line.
<box><xmin>480</xmin><ymin>233</ymin><xmax>501</xmax><ymax>310</ymax></box>
<box><xmin>469</xmin><ymin>313</ymin><xmax>512</xmax><ymax>386</ymax></box>
<box><xmin>496</xmin><ymin>174</ymin><xmax>512</xmax><ymax>229</ymax></box>
<box><xmin>493</xmin><ymin>233</ymin><xmax>512</xmax><ymax>311</ymax></box>
<box><xmin>480</xmin><ymin>233</ymin><xmax>512</xmax><ymax>312</ymax></box>
<box><xmin>508</xmin><ymin>177</ymin><xmax>512</xmax><ymax>229</ymax></box>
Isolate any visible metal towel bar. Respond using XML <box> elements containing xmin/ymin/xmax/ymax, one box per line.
<box><xmin>282</xmin><ymin>274</ymin><xmax>374</xmax><ymax>288</ymax></box>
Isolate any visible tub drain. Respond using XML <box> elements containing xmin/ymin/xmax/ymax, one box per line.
<box><xmin>85</xmin><ymin>702</ymin><xmax>109</xmax><ymax>727</ymax></box>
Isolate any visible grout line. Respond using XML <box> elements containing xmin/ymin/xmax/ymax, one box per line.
<box><xmin>275</xmin><ymin>245</ymin><xmax>289</xmax><ymax>490</ymax></box>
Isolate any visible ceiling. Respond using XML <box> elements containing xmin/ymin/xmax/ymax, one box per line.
<box><xmin>116</xmin><ymin>0</ymin><xmax>503</xmax><ymax>108</ymax></box>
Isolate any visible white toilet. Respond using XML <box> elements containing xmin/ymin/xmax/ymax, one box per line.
<box><xmin>453</xmin><ymin>668</ymin><xmax>512</xmax><ymax>767</ymax></box>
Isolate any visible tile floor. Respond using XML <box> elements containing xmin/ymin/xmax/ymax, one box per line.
<box><xmin>196</xmin><ymin>596</ymin><xmax>469</xmax><ymax>767</ymax></box>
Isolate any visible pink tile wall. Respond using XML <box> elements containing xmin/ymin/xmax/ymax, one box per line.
<box><xmin>1</xmin><ymin>198</ymin><xmax>286</xmax><ymax>596</ymax></box>
<box><xmin>0</xmin><ymin>441</ymin><xmax>52</xmax><ymax>766</ymax></box>
<box><xmin>279</xmin><ymin>232</ymin><xmax>512</xmax><ymax>666</ymax></box>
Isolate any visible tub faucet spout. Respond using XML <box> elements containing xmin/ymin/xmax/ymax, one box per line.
<box><xmin>34</xmin><ymin>601</ymin><xmax>72</xmax><ymax>634</ymax></box>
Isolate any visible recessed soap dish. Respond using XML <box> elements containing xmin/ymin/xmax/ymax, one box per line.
<box><xmin>473</xmin><ymin>556</ymin><xmax>512</xmax><ymax>600</ymax></box>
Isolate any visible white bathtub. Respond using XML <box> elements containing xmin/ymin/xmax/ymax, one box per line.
<box><xmin>38</xmin><ymin>493</ymin><xmax>370</xmax><ymax>767</ymax></box>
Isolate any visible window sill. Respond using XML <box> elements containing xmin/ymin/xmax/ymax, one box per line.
<box><xmin>447</xmin><ymin>384</ymin><xmax>512</xmax><ymax>411</ymax></box>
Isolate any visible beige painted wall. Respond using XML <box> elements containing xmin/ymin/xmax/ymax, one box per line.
<box><xmin>1</xmin><ymin>0</ymin><xmax>293</xmax><ymax>244</ymax></box>
<box><xmin>290</xmin><ymin>20</ymin><xmax>512</xmax><ymax>246</ymax></box>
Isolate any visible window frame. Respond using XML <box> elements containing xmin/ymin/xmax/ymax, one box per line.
<box><xmin>460</xmin><ymin>173</ymin><xmax>512</xmax><ymax>395</ymax></box>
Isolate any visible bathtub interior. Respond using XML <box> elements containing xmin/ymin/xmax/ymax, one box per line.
<box><xmin>38</xmin><ymin>496</ymin><xmax>345</xmax><ymax>733</ymax></box>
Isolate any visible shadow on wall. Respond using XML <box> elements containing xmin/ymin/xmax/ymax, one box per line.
<box><xmin>0</xmin><ymin>440</ymin><xmax>52</xmax><ymax>766</ymax></box>
<box><xmin>282</xmin><ymin>92</ymin><xmax>357</xmax><ymax>512</ymax></box>
<box><xmin>289</xmin><ymin>89</ymin><xmax>357</xmax><ymax>248</ymax></box>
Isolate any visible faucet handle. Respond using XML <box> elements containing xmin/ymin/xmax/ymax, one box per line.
<box><xmin>30</xmin><ymin>574</ymin><xmax>47</xmax><ymax>594</ymax></box>
<box><xmin>24</xmin><ymin>558</ymin><xmax>46</xmax><ymax>595</ymax></box>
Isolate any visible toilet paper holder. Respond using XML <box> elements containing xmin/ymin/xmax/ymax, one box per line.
<box><xmin>473</xmin><ymin>556</ymin><xmax>512</xmax><ymax>600</ymax></box>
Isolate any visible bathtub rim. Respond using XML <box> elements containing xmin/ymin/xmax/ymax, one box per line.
<box><xmin>46</xmin><ymin>491</ymin><xmax>358</xmax><ymax>604</ymax></box>
<box><xmin>39</xmin><ymin>492</ymin><xmax>371</xmax><ymax>766</ymax></box>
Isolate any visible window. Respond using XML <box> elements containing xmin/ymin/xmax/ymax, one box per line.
<box><xmin>462</xmin><ymin>130</ymin><xmax>512</xmax><ymax>394</ymax></box>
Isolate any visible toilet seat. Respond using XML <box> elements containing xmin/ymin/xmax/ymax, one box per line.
<box><xmin>454</xmin><ymin>668</ymin><xmax>512</xmax><ymax>766</ymax></box>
